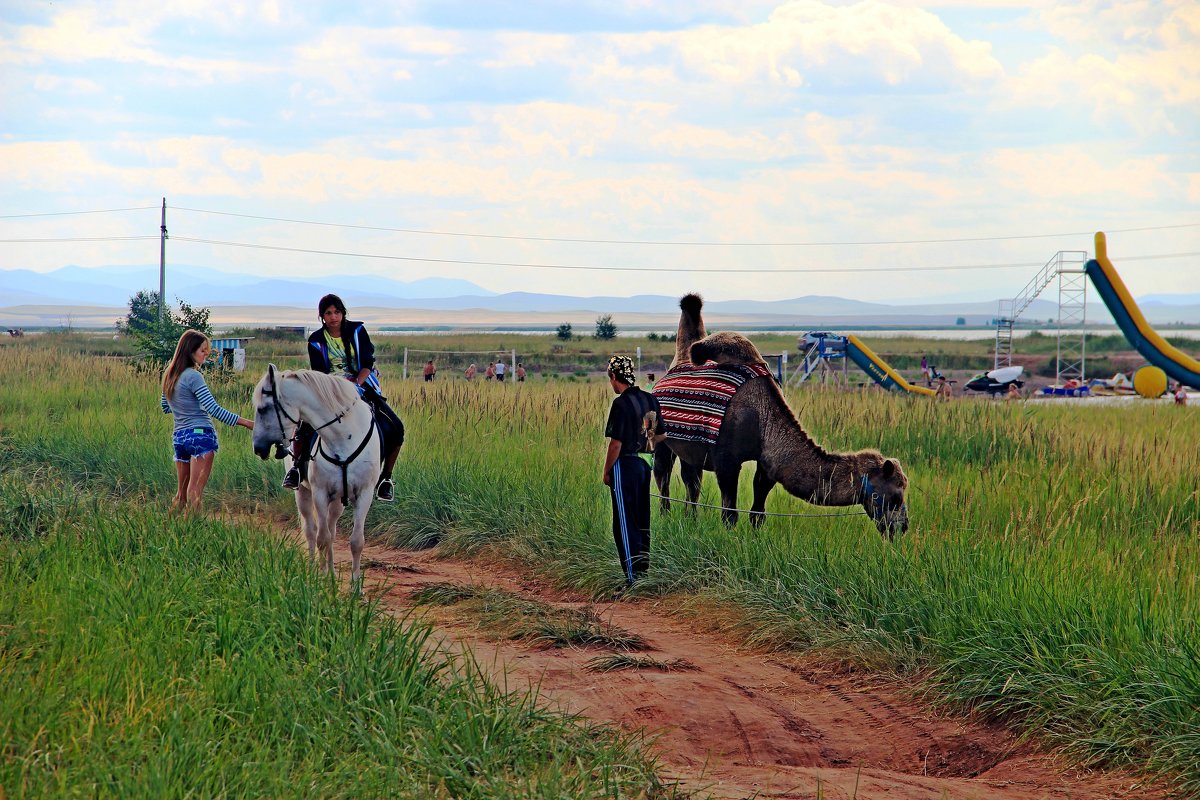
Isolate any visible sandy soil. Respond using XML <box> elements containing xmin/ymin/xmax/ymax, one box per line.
<box><xmin>279</xmin><ymin>519</ymin><xmax>1168</xmax><ymax>800</ymax></box>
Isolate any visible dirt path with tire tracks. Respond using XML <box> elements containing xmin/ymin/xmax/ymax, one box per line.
<box><xmin>275</xmin><ymin>518</ymin><xmax>1166</xmax><ymax>800</ymax></box>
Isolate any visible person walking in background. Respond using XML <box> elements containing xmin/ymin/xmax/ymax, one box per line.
<box><xmin>423</xmin><ymin>359</ymin><xmax>436</xmax><ymax>382</ymax></box>
<box><xmin>936</xmin><ymin>375</ymin><xmax>953</xmax><ymax>401</ymax></box>
<box><xmin>601</xmin><ymin>355</ymin><xmax>663</xmax><ymax>589</ymax></box>
<box><xmin>1006</xmin><ymin>382</ymin><xmax>1021</xmax><ymax>401</ymax></box>
<box><xmin>282</xmin><ymin>293</ymin><xmax>404</xmax><ymax>502</ymax></box>
<box><xmin>1175</xmin><ymin>382</ymin><xmax>1189</xmax><ymax>406</ymax></box>
<box><xmin>495</xmin><ymin>359</ymin><xmax>507</xmax><ymax>382</ymax></box>
<box><xmin>465</xmin><ymin>362</ymin><xmax>477</xmax><ymax>381</ymax></box>
<box><xmin>920</xmin><ymin>355</ymin><xmax>931</xmax><ymax>387</ymax></box>
<box><xmin>645</xmin><ymin>373</ymin><xmax>656</xmax><ymax>390</ymax></box>
<box><xmin>485</xmin><ymin>362</ymin><xmax>495</xmax><ymax>381</ymax></box>
<box><xmin>516</xmin><ymin>363</ymin><xmax>527</xmax><ymax>382</ymax></box>
<box><xmin>161</xmin><ymin>329</ymin><xmax>253</xmax><ymax>513</ymax></box>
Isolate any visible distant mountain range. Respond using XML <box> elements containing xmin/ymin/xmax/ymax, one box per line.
<box><xmin>3</xmin><ymin>264</ymin><xmax>1199</xmax><ymax>329</ymax></box>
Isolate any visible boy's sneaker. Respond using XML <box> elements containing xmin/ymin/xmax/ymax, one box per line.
<box><xmin>376</xmin><ymin>478</ymin><xmax>394</xmax><ymax>502</ymax></box>
<box><xmin>282</xmin><ymin>466</ymin><xmax>301</xmax><ymax>490</ymax></box>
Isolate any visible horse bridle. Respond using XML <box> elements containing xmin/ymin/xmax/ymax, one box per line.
<box><xmin>263</xmin><ymin>368</ymin><xmax>381</xmax><ymax>504</ymax></box>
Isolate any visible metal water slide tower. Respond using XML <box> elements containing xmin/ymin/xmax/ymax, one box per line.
<box><xmin>994</xmin><ymin>250</ymin><xmax>1088</xmax><ymax>384</ymax></box>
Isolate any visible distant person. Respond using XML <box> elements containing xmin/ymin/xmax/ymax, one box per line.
<box><xmin>1006</xmin><ymin>383</ymin><xmax>1021</xmax><ymax>401</ymax></box>
<box><xmin>423</xmin><ymin>359</ymin><xmax>436</xmax><ymax>382</ymax></box>
<box><xmin>282</xmin><ymin>294</ymin><xmax>403</xmax><ymax>502</ymax></box>
<box><xmin>485</xmin><ymin>362</ymin><xmax>495</xmax><ymax>381</ymax></box>
<box><xmin>645</xmin><ymin>372</ymin><xmax>656</xmax><ymax>390</ymax></box>
<box><xmin>1175</xmin><ymin>382</ymin><xmax>1189</xmax><ymax>406</ymax></box>
<box><xmin>495</xmin><ymin>359</ymin><xmax>507</xmax><ymax>382</ymax></box>
<box><xmin>601</xmin><ymin>355</ymin><xmax>663</xmax><ymax>589</ymax></box>
<box><xmin>160</xmin><ymin>329</ymin><xmax>254</xmax><ymax>513</ymax></box>
<box><xmin>936</xmin><ymin>375</ymin><xmax>952</xmax><ymax>402</ymax></box>
<box><xmin>920</xmin><ymin>355</ymin><xmax>930</xmax><ymax>387</ymax></box>
<box><xmin>465</xmin><ymin>363</ymin><xmax>477</xmax><ymax>381</ymax></box>
<box><xmin>516</xmin><ymin>363</ymin><xmax>527</xmax><ymax>382</ymax></box>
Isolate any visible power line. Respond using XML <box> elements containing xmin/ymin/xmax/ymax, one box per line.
<box><xmin>0</xmin><ymin>236</ymin><xmax>158</xmax><ymax>243</ymax></box>
<box><xmin>171</xmin><ymin>235</ymin><xmax>1200</xmax><ymax>274</ymax></box>
<box><xmin>0</xmin><ymin>206</ymin><xmax>158</xmax><ymax>220</ymax></box>
<box><xmin>171</xmin><ymin>205</ymin><xmax>1200</xmax><ymax>247</ymax></box>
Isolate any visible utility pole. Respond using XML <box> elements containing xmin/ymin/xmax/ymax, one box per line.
<box><xmin>158</xmin><ymin>198</ymin><xmax>167</xmax><ymax>321</ymax></box>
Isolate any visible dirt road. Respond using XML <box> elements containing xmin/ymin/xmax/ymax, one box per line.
<box><xmin>298</xmin><ymin>525</ymin><xmax>1164</xmax><ymax>800</ymax></box>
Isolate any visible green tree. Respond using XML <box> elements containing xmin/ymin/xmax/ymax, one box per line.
<box><xmin>556</xmin><ymin>322</ymin><xmax>573</xmax><ymax>341</ymax></box>
<box><xmin>594</xmin><ymin>314</ymin><xmax>617</xmax><ymax>340</ymax></box>
<box><xmin>955</xmin><ymin>317</ymin><xmax>967</xmax><ymax>326</ymax></box>
<box><xmin>121</xmin><ymin>291</ymin><xmax>213</xmax><ymax>364</ymax></box>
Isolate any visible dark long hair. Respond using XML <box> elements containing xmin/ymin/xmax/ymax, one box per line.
<box><xmin>318</xmin><ymin>293</ymin><xmax>346</xmax><ymax>319</ymax></box>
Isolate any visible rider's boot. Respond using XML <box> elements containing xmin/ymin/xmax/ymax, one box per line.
<box><xmin>376</xmin><ymin>477</ymin><xmax>394</xmax><ymax>502</ymax></box>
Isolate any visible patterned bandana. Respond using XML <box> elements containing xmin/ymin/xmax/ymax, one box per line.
<box><xmin>607</xmin><ymin>355</ymin><xmax>636</xmax><ymax>385</ymax></box>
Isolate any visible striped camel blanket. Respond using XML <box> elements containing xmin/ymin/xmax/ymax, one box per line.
<box><xmin>652</xmin><ymin>362</ymin><xmax>773</xmax><ymax>445</ymax></box>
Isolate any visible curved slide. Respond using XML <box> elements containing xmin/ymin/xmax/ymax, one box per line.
<box><xmin>845</xmin><ymin>335</ymin><xmax>938</xmax><ymax>397</ymax></box>
<box><xmin>1087</xmin><ymin>232</ymin><xmax>1200</xmax><ymax>390</ymax></box>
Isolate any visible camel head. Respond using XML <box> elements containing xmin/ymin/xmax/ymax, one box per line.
<box><xmin>860</xmin><ymin>458</ymin><xmax>909</xmax><ymax>540</ymax></box>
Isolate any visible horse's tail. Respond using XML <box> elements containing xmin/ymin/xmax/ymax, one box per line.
<box><xmin>673</xmin><ymin>293</ymin><xmax>706</xmax><ymax>368</ymax></box>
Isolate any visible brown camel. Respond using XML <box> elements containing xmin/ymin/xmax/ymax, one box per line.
<box><xmin>653</xmin><ymin>294</ymin><xmax>910</xmax><ymax>539</ymax></box>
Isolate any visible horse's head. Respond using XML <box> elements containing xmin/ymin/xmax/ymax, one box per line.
<box><xmin>861</xmin><ymin>458</ymin><xmax>909</xmax><ymax>540</ymax></box>
<box><xmin>251</xmin><ymin>363</ymin><xmax>297</xmax><ymax>460</ymax></box>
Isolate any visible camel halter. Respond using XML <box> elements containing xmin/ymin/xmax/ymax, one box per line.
<box><xmin>859</xmin><ymin>474</ymin><xmax>906</xmax><ymax>524</ymax></box>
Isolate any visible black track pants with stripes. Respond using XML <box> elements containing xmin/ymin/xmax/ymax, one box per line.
<box><xmin>610</xmin><ymin>455</ymin><xmax>651</xmax><ymax>585</ymax></box>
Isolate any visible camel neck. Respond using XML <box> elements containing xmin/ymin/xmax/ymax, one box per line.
<box><xmin>761</xmin><ymin>410</ymin><xmax>866</xmax><ymax>508</ymax></box>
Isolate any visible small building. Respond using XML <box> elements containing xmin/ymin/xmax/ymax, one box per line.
<box><xmin>211</xmin><ymin>337</ymin><xmax>253</xmax><ymax>371</ymax></box>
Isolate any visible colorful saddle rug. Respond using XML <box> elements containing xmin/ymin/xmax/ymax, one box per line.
<box><xmin>652</xmin><ymin>362</ymin><xmax>772</xmax><ymax>446</ymax></box>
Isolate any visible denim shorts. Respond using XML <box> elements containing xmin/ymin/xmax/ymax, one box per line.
<box><xmin>173</xmin><ymin>427</ymin><xmax>218</xmax><ymax>462</ymax></box>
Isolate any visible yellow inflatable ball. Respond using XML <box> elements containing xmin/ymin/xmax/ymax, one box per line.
<box><xmin>1133</xmin><ymin>365</ymin><xmax>1168</xmax><ymax>398</ymax></box>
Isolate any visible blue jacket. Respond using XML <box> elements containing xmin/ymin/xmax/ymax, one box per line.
<box><xmin>307</xmin><ymin>320</ymin><xmax>382</xmax><ymax>393</ymax></box>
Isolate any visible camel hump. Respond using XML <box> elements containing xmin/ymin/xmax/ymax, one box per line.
<box><xmin>680</xmin><ymin>293</ymin><xmax>703</xmax><ymax>317</ymax></box>
<box><xmin>690</xmin><ymin>331</ymin><xmax>768</xmax><ymax>368</ymax></box>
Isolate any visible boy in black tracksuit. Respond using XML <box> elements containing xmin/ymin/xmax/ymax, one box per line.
<box><xmin>601</xmin><ymin>355</ymin><xmax>663</xmax><ymax>587</ymax></box>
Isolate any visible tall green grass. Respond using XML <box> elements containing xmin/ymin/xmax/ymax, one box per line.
<box><xmin>0</xmin><ymin>469</ymin><xmax>675</xmax><ymax>799</ymax></box>
<box><xmin>2</xmin><ymin>338</ymin><xmax>1197</xmax><ymax>794</ymax></box>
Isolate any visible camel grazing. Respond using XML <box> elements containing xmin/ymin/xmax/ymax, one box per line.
<box><xmin>652</xmin><ymin>294</ymin><xmax>910</xmax><ymax>539</ymax></box>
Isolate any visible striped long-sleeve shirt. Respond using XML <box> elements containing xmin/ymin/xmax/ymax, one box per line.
<box><xmin>161</xmin><ymin>368</ymin><xmax>241</xmax><ymax>430</ymax></box>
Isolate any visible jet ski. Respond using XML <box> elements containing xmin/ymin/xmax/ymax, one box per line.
<box><xmin>965</xmin><ymin>365</ymin><xmax>1025</xmax><ymax>395</ymax></box>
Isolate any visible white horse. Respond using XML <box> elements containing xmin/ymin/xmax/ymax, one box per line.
<box><xmin>251</xmin><ymin>365</ymin><xmax>382</xmax><ymax>582</ymax></box>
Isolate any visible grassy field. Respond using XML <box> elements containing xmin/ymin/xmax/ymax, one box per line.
<box><xmin>2</xmin><ymin>333</ymin><xmax>1199</xmax><ymax>796</ymax></box>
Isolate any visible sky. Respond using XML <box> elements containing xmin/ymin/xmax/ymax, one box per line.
<box><xmin>1</xmin><ymin>0</ymin><xmax>1197</xmax><ymax>305</ymax></box>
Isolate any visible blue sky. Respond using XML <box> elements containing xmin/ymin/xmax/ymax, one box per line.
<box><xmin>1</xmin><ymin>0</ymin><xmax>1196</xmax><ymax>304</ymax></box>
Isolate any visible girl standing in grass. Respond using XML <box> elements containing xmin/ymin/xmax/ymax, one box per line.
<box><xmin>161</xmin><ymin>329</ymin><xmax>253</xmax><ymax>512</ymax></box>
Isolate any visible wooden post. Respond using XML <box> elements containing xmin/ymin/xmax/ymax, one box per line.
<box><xmin>403</xmin><ymin>348</ymin><xmax>409</xmax><ymax>380</ymax></box>
<box><xmin>158</xmin><ymin>198</ymin><xmax>167</xmax><ymax>321</ymax></box>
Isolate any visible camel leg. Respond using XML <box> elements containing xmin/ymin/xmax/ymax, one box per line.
<box><xmin>653</xmin><ymin>443</ymin><xmax>676</xmax><ymax>512</ymax></box>
<box><xmin>680</xmin><ymin>459</ymin><xmax>704</xmax><ymax>516</ymax></box>
<box><xmin>750</xmin><ymin>465</ymin><xmax>776</xmax><ymax>529</ymax></box>
<box><xmin>295</xmin><ymin>482</ymin><xmax>319</xmax><ymax>562</ymax></box>
<box><xmin>714</xmin><ymin>465</ymin><xmax>741</xmax><ymax>527</ymax></box>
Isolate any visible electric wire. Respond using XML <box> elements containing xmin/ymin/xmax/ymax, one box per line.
<box><xmin>170</xmin><ymin>205</ymin><xmax>1200</xmax><ymax>247</ymax></box>
<box><xmin>169</xmin><ymin>236</ymin><xmax>1200</xmax><ymax>274</ymax></box>
<box><xmin>0</xmin><ymin>206</ymin><xmax>158</xmax><ymax>219</ymax></box>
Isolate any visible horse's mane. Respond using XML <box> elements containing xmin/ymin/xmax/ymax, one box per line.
<box><xmin>288</xmin><ymin>369</ymin><xmax>360</xmax><ymax>411</ymax></box>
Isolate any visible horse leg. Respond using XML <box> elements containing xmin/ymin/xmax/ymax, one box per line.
<box><xmin>680</xmin><ymin>459</ymin><xmax>704</xmax><ymax>517</ymax></box>
<box><xmin>750</xmin><ymin>465</ymin><xmax>776</xmax><ymax>529</ymax></box>
<box><xmin>349</xmin><ymin>493</ymin><xmax>372</xmax><ymax>587</ymax></box>
<box><xmin>653</xmin><ymin>443</ymin><xmax>676</xmax><ymax>512</ymax></box>
<box><xmin>318</xmin><ymin>496</ymin><xmax>341</xmax><ymax>575</ymax></box>
<box><xmin>295</xmin><ymin>482</ymin><xmax>319</xmax><ymax>562</ymax></box>
<box><xmin>714</xmin><ymin>464</ymin><xmax>741</xmax><ymax>527</ymax></box>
